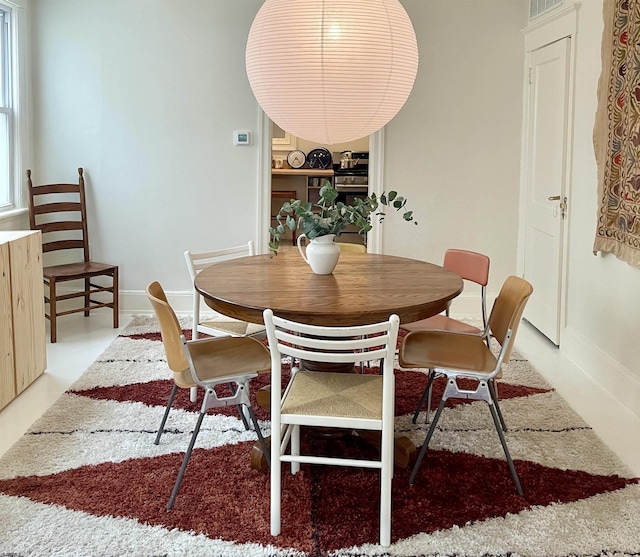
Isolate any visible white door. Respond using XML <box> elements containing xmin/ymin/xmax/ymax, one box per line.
<box><xmin>522</xmin><ymin>37</ymin><xmax>571</xmax><ymax>345</ymax></box>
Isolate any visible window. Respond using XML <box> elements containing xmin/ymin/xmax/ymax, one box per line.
<box><xmin>0</xmin><ymin>3</ymin><xmax>14</xmax><ymax>210</ymax></box>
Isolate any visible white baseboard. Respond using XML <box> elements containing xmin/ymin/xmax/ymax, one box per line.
<box><xmin>122</xmin><ymin>289</ymin><xmax>194</xmax><ymax>315</ymax></box>
<box><xmin>48</xmin><ymin>288</ymin><xmax>196</xmax><ymax>318</ymax></box>
<box><xmin>562</xmin><ymin>325</ymin><xmax>640</xmax><ymax>421</ymax></box>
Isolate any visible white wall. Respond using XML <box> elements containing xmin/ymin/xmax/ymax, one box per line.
<box><xmin>559</xmin><ymin>1</ymin><xmax>640</xmax><ymax>415</ymax></box>
<box><xmin>384</xmin><ymin>0</ymin><xmax>528</xmax><ymax>295</ymax></box>
<box><xmin>28</xmin><ymin>0</ymin><xmax>263</xmax><ymax>299</ymax></box>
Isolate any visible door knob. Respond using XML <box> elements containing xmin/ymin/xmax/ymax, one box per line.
<box><xmin>548</xmin><ymin>195</ymin><xmax>567</xmax><ymax>219</ymax></box>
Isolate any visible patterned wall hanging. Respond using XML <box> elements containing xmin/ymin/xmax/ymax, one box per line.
<box><xmin>593</xmin><ymin>0</ymin><xmax>640</xmax><ymax>267</ymax></box>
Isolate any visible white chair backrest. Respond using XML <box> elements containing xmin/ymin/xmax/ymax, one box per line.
<box><xmin>263</xmin><ymin>309</ymin><xmax>399</xmax><ymax>371</ymax></box>
<box><xmin>184</xmin><ymin>241</ymin><xmax>255</xmax><ymax>281</ymax></box>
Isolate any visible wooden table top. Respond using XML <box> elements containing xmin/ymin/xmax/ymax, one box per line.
<box><xmin>195</xmin><ymin>251</ymin><xmax>463</xmax><ymax>326</ymax></box>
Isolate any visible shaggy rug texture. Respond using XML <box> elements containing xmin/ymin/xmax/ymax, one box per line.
<box><xmin>0</xmin><ymin>316</ymin><xmax>638</xmax><ymax>557</ymax></box>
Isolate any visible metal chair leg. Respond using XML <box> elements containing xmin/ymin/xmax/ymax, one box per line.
<box><xmin>412</xmin><ymin>369</ymin><xmax>435</xmax><ymax>424</ymax></box>
<box><xmin>167</xmin><ymin>412</ymin><xmax>205</xmax><ymax>510</ymax></box>
<box><xmin>488</xmin><ymin>380</ymin><xmax>507</xmax><ymax>432</ymax></box>
<box><xmin>228</xmin><ymin>382</ymin><xmax>251</xmax><ymax>430</ymax></box>
<box><xmin>488</xmin><ymin>402</ymin><xmax>523</xmax><ymax>496</ymax></box>
<box><xmin>155</xmin><ymin>383</ymin><xmax>178</xmax><ymax>445</ymax></box>
<box><xmin>409</xmin><ymin>397</ymin><xmax>446</xmax><ymax>485</ymax></box>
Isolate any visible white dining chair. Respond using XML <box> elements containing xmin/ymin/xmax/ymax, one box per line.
<box><xmin>184</xmin><ymin>241</ymin><xmax>266</xmax><ymax>402</ymax></box>
<box><xmin>263</xmin><ymin>308</ymin><xmax>400</xmax><ymax>547</ymax></box>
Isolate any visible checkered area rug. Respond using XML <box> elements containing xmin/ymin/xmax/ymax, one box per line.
<box><xmin>0</xmin><ymin>316</ymin><xmax>638</xmax><ymax>556</ymax></box>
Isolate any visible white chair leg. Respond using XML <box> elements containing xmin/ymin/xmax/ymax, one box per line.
<box><xmin>271</xmin><ymin>444</ymin><xmax>282</xmax><ymax>536</ymax></box>
<box><xmin>291</xmin><ymin>424</ymin><xmax>300</xmax><ymax>474</ymax></box>
<box><xmin>189</xmin><ymin>386</ymin><xmax>197</xmax><ymax>402</ymax></box>
<box><xmin>270</xmin><ymin>420</ymin><xmax>282</xmax><ymax>537</ymax></box>
<box><xmin>379</xmin><ymin>424</ymin><xmax>393</xmax><ymax>547</ymax></box>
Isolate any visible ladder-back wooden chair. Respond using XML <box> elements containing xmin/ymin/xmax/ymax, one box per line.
<box><xmin>27</xmin><ymin>168</ymin><xmax>119</xmax><ymax>343</ymax></box>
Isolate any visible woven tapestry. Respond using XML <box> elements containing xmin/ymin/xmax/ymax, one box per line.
<box><xmin>593</xmin><ymin>0</ymin><xmax>640</xmax><ymax>266</ymax></box>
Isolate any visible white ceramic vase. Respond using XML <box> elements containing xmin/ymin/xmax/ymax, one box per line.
<box><xmin>297</xmin><ymin>233</ymin><xmax>341</xmax><ymax>275</ymax></box>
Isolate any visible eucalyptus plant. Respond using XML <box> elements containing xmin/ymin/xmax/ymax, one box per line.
<box><xmin>269</xmin><ymin>179</ymin><xmax>417</xmax><ymax>254</ymax></box>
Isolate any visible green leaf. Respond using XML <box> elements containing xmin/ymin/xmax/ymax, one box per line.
<box><xmin>268</xmin><ymin>183</ymin><xmax>419</xmax><ymax>246</ymax></box>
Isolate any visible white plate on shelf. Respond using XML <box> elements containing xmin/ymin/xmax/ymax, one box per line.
<box><xmin>287</xmin><ymin>149</ymin><xmax>306</xmax><ymax>169</ymax></box>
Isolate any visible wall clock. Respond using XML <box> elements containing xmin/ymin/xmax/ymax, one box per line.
<box><xmin>306</xmin><ymin>147</ymin><xmax>332</xmax><ymax>169</ymax></box>
<box><xmin>287</xmin><ymin>149</ymin><xmax>306</xmax><ymax>169</ymax></box>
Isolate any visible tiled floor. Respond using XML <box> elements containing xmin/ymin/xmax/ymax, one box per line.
<box><xmin>1</xmin><ymin>312</ymin><xmax>639</xmax><ymax>476</ymax></box>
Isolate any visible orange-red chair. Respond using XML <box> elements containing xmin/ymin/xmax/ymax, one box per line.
<box><xmin>403</xmin><ymin>249</ymin><xmax>490</xmax><ymax>423</ymax></box>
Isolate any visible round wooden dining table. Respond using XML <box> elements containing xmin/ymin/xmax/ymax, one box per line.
<box><xmin>194</xmin><ymin>250</ymin><xmax>463</xmax><ymax>470</ymax></box>
<box><xmin>195</xmin><ymin>250</ymin><xmax>463</xmax><ymax>327</ymax></box>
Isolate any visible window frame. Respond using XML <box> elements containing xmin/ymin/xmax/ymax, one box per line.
<box><xmin>0</xmin><ymin>0</ymin><xmax>27</xmax><ymax>221</ymax></box>
<box><xmin>0</xmin><ymin>5</ymin><xmax>13</xmax><ymax>209</ymax></box>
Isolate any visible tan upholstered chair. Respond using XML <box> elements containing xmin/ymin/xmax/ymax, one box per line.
<box><xmin>337</xmin><ymin>241</ymin><xmax>367</xmax><ymax>253</ymax></box>
<box><xmin>264</xmin><ymin>308</ymin><xmax>400</xmax><ymax>547</ymax></box>
<box><xmin>403</xmin><ymin>249</ymin><xmax>490</xmax><ymax>423</ymax></box>
<box><xmin>146</xmin><ymin>281</ymin><xmax>270</xmax><ymax>510</ymax></box>
<box><xmin>27</xmin><ymin>168</ymin><xmax>119</xmax><ymax>343</ymax></box>
<box><xmin>399</xmin><ymin>275</ymin><xmax>533</xmax><ymax>495</ymax></box>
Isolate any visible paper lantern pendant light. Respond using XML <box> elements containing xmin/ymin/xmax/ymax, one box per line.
<box><xmin>246</xmin><ymin>0</ymin><xmax>419</xmax><ymax>145</ymax></box>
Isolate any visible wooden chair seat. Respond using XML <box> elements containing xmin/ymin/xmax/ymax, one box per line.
<box><xmin>43</xmin><ymin>261</ymin><xmax>116</xmax><ymax>278</ymax></box>
<box><xmin>401</xmin><ymin>330</ymin><xmax>498</xmax><ymax>374</ymax></box>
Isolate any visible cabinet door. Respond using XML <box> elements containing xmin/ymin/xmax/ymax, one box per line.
<box><xmin>0</xmin><ymin>242</ymin><xmax>16</xmax><ymax>410</ymax></box>
<box><xmin>10</xmin><ymin>232</ymin><xmax>46</xmax><ymax>394</ymax></box>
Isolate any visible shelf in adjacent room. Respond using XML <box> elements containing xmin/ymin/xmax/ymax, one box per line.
<box><xmin>271</xmin><ymin>169</ymin><xmax>333</xmax><ymax>176</ymax></box>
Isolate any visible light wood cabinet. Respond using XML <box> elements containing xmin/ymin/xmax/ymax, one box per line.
<box><xmin>0</xmin><ymin>231</ymin><xmax>46</xmax><ymax>411</ymax></box>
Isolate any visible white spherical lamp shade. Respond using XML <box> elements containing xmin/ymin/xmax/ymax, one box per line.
<box><xmin>246</xmin><ymin>0</ymin><xmax>419</xmax><ymax>145</ymax></box>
